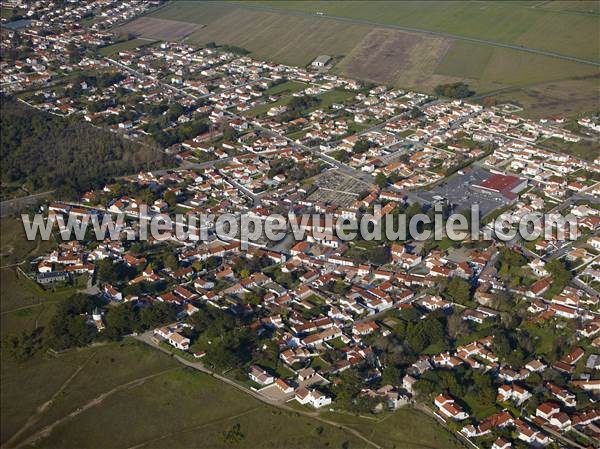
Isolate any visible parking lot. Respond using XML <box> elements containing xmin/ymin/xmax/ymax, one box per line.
<box><xmin>417</xmin><ymin>166</ymin><xmax>511</xmax><ymax>217</ymax></box>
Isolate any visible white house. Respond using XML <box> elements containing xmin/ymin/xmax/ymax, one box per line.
<box><xmin>168</xmin><ymin>332</ymin><xmax>190</xmax><ymax>351</ymax></box>
<box><xmin>248</xmin><ymin>365</ymin><xmax>275</xmax><ymax>386</ymax></box>
<box><xmin>295</xmin><ymin>387</ymin><xmax>332</xmax><ymax>408</ymax></box>
<box><xmin>434</xmin><ymin>394</ymin><xmax>469</xmax><ymax>420</ymax></box>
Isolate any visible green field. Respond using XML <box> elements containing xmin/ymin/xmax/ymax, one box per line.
<box><xmin>0</xmin><ymin>217</ymin><xmax>56</xmax><ymax>268</ymax></box>
<box><xmin>485</xmin><ymin>76</ymin><xmax>600</xmax><ymax>119</ymax></box>
<box><xmin>263</xmin><ymin>80</ymin><xmax>307</xmax><ymax>95</ymax></box>
<box><xmin>1</xmin><ymin>340</ymin><xmax>367</xmax><ymax>449</ymax></box>
<box><xmin>245</xmin><ymin>88</ymin><xmax>353</xmax><ymax>117</ymax></box>
<box><xmin>237</xmin><ymin>1</ymin><xmax>599</xmax><ymax>61</ymax></box>
<box><xmin>149</xmin><ymin>2</ymin><xmax>372</xmax><ymax>67</ymax></box>
<box><xmin>146</xmin><ymin>1</ymin><xmax>599</xmax><ymax>116</ymax></box>
<box><xmin>541</xmin><ymin>136</ymin><xmax>600</xmax><ymax>161</ymax></box>
<box><xmin>0</xmin><ymin>217</ymin><xmax>65</xmax><ymax>336</ymax></box>
<box><xmin>435</xmin><ymin>41</ymin><xmax>494</xmax><ymax>80</ymax></box>
<box><xmin>321</xmin><ymin>408</ymin><xmax>467</xmax><ymax>449</ymax></box>
<box><xmin>98</xmin><ymin>38</ymin><xmax>158</xmax><ymax>57</ymax></box>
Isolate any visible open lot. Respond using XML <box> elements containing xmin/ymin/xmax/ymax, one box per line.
<box><xmin>337</xmin><ymin>28</ymin><xmax>453</xmax><ymax>89</ymax></box>
<box><xmin>321</xmin><ymin>408</ymin><xmax>467</xmax><ymax>449</ymax></box>
<box><xmin>484</xmin><ymin>76</ymin><xmax>600</xmax><ymax>119</ymax></box>
<box><xmin>114</xmin><ymin>17</ymin><xmax>203</xmax><ymax>41</ymax></box>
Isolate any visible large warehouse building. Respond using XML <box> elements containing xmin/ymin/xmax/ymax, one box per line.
<box><xmin>472</xmin><ymin>174</ymin><xmax>527</xmax><ymax>200</ymax></box>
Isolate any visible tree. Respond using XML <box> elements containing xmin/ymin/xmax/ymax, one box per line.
<box><xmin>164</xmin><ymin>254</ymin><xmax>179</xmax><ymax>271</ymax></box>
<box><xmin>163</xmin><ymin>190</ymin><xmax>177</xmax><ymax>207</ymax></box>
<box><xmin>446</xmin><ymin>277</ymin><xmax>471</xmax><ymax>304</ymax></box>
<box><xmin>140</xmin><ymin>302</ymin><xmax>177</xmax><ymax>329</ymax></box>
<box><xmin>2</xmin><ymin>328</ymin><xmax>44</xmax><ymax>362</ymax></box>
<box><xmin>545</xmin><ymin>259</ymin><xmax>571</xmax><ymax>296</ymax></box>
<box><xmin>446</xmin><ymin>313</ymin><xmax>468</xmax><ymax>340</ymax></box>
<box><xmin>1</xmin><ymin>98</ymin><xmax>167</xmax><ymax>198</ymax></box>
<box><xmin>45</xmin><ymin>294</ymin><xmax>97</xmax><ymax>350</ymax></box>
<box><xmin>374</xmin><ymin>172</ymin><xmax>388</xmax><ymax>188</ymax></box>
<box><xmin>104</xmin><ymin>303</ymin><xmax>139</xmax><ymax>339</ymax></box>
<box><xmin>353</xmin><ymin>139</ymin><xmax>370</xmax><ymax>154</ymax></box>
<box><xmin>218</xmin><ymin>423</ymin><xmax>244</xmax><ymax>445</ymax></box>
<box><xmin>434</xmin><ymin>82</ymin><xmax>474</xmax><ymax>99</ymax></box>
<box><xmin>406</xmin><ymin>315</ymin><xmax>445</xmax><ymax>353</ymax></box>
<box><xmin>381</xmin><ymin>364</ymin><xmax>402</xmax><ymax>386</ymax></box>
<box><xmin>222</xmin><ymin>124</ymin><xmax>239</xmax><ymax>142</ymax></box>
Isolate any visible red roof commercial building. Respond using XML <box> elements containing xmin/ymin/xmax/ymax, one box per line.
<box><xmin>473</xmin><ymin>174</ymin><xmax>527</xmax><ymax>200</ymax></box>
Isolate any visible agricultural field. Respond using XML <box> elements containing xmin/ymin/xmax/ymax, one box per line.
<box><xmin>149</xmin><ymin>2</ymin><xmax>372</xmax><ymax>66</ymax></box>
<box><xmin>147</xmin><ymin>1</ymin><xmax>599</xmax><ymax>117</ymax></box>
<box><xmin>238</xmin><ymin>1</ymin><xmax>599</xmax><ymax>62</ymax></box>
<box><xmin>485</xmin><ymin>76</ymin><xmax>600</xmax><ymax>120</ymax></box>
<box><xmin>114</xmin><ymin>17</ymin><xmax>203</xmax><ymax>41</ymax></box>
<box><xmin>336</xmin><ymin>29</ymin><xmax>453</xmax><ymax>89</ymax></box>
<box><xmin>537</xmin><ymin>0</ymin><xmax>599</xmax><ymax>14</ymax></box>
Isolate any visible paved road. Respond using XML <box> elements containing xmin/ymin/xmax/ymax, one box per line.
<box><xmin>0</xmin><ymin>191</ymin><xmax>54</xmax><ymax>217</ymax></box>
<box><xmin>216</xmin><ymin>1</ymin><xmax>600</xmax><ymax>67</ymax></box>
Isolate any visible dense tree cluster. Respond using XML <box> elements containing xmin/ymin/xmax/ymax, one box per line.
<box><xmin>186</xmin><ymin>306</ymin><xmax>257</xmax><ymax>371</ymax></box>
<box><xmin>1</xmin><ymin>98</ymin><xmax>168</xmax><ymax>199</ymax></box>
<box><xmin>46</xmin><ymin>294</ymin><xmax>98</xmax><ymax>350</ymax></box>
<box><xmin>434</xmin><ymin>82</ymin><xmax>474</xmax><ymax>99</ymax></box>
<box><xmin>2</xmin><ymin>292</ymin><xmax>179</xmax><ymax>357</ymax></box>
<box><xmin>267</xmin><ymin>158</ymin><xmax>321</xmax><ymax>182</ymax></box>
<box><xmin>281</xmin><ymin>95</ymin><xmax>320</xmax><ymax>121</ymax></box>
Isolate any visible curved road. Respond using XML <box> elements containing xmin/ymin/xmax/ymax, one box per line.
<box><xmin>212</xmin><ymin>1</ymin><xmax>600</xmax><ymax>67</ymax></box>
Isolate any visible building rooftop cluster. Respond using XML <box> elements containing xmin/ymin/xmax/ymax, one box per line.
<box><xmin>3</xmin><ymin>3</ymin><xmax>600</xmax><ymax>447</ymax></box>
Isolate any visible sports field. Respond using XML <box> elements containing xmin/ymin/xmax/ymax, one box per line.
<box><xmin>147</xmin><ymin>1</ymin><xmax>599</xmax><ymax>117</ymax></box>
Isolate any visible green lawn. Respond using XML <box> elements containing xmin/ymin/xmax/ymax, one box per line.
<box><xmin>2</xmin><ymin>341</ymin><xmax>363</xmax><ymax>449</ymax></box>
<box><xmin>321</xmin><ymin>408</ymin><xmax>468</xmax><ymax>449</ymax></box>
<box><xmin>312</xmin><ymin>89</ymin><xmax>355</xmax><ymax>111</ymax></box>
<box><xmin>98</xmin><ymin>38</ymin><xmax>158</xmax><ymax>57</ymax></box>
<box><xmin>264</xmin><ymin>80</ymin><xmax>307</xmax><ymax>95</ymax></box>
<box><xmin>542</xmin><ymin>137</ymin><xmax>600</xmax><ymax>161</ymax></box>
